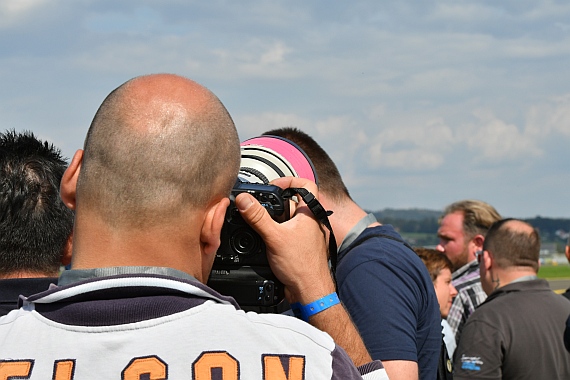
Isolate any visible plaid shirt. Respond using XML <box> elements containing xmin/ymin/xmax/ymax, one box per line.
<box><xmin>446</xmin><ymin>260</ymin><xmax>487</xmax><ymax>345</ymax></box>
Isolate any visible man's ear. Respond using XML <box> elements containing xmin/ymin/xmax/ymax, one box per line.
<box><xmin>201</xmin><ymin>197</ymin><xmax>230</xmax><ymax>256</ymax></box>
<box><xmin>566</xmin><ymin>245</ymin><xmax>570</xmax><ymax>263</ymax></box>
<box><xmin>472</xmin><ymin>234</ymin><xmax>485</xmax><ymax>250</ymax></box>
<box><xmin>483</xmin><ymin>250</ymin><xmax>493</xmax><ymax>271</ymax></box>
<box><xmin>60</xmin><ymin>150</ymin><xmax>84</xmax><ymax>210</ymax></box>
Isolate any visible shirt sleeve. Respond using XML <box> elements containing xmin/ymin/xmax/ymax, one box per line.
<box><xmin>453</xmin><ymin>318</ymin><xmax>503</xmax><ymax>379</ymax></box>
<box><xmin>331</xmin><ymin>345</ymin><xmax>389</xmax><ymax>380</ymax></box>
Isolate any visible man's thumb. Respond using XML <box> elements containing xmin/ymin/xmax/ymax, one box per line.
<box><xmin>235</xmin><ymin>193</ymin><xmax>255</xmax><ymax>212</ymax></box>
<box><xmin>235</xmin><ymin>193</ymin><xmax>273</xmax><ymax>237</ymax></box>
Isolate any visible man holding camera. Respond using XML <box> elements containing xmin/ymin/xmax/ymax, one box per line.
<box><xmin>0</xmin><ymin>74</ymin><xmax>386</xmax><ymax>379</ymax></box>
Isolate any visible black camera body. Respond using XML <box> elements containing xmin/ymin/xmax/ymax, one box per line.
<box><xmin>208</xmin><ymin>180</ymin><xmax>290</xmax><ymax>311</ymax></box>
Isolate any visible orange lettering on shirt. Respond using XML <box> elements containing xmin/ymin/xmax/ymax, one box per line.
<box><xmin>263</xmin><ymin>355</ymin><xmax>305</xmax><ymax>380</ymax></box>
<box><xmin>193</xmin><ymin>351</ymin><xmax>239</xmax><ymax>380</ymax></box>
<box><xmin>0</xmin><ymin>360</ymin><xmax>33</xmax><ymax>379</ymax></box>
<box><xmin>121</xmin><ymin>356</ymin><xmax>167</xmax><ymax>380</ymax></box>
<box><xmin>53</xmin><ymin>360</ymin><xmax>75</xmax><ymax>380</ymax></box>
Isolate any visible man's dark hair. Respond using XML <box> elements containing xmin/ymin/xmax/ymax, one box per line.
<box><xmin>483</xmin><ymin>218</ymin><xmax>540</xmax><ymax>272</ymax></box>
<box><xmin>0</xmin><ymin>129</ymin><xmax>74</xmax><ymax>276</ymax></box>
<box><xmin>262</xmin><ymin>127</ymin><xmax>350</xmax><ymax>203</ymax></box>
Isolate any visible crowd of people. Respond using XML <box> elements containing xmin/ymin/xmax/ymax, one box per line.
<box><xmin>1</xmin><ymin>73</ymin><xmax>570</xmax><ymax>379</ymax></box>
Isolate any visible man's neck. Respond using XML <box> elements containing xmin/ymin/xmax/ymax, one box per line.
<box><xmin>323</xmin><ymin>195</ymin><xmax>379</xmax><ymax>249</ymax></box>
<box><xmin>71</xmin><ymin>212</ymin><xmax>205</xmax><ymax>281</ymax></box>
<box><xmin>0</xmin><ymin>271</ymin><xmax>58</xmax><ymax>280</ymax></box>
<box><xmin>496</xmin><ymin>267</ymin><xmax>538</xmax><ymax>289</ymax></box>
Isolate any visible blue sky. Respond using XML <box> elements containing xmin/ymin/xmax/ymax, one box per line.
<box><xmin>2</xmin><ymin>1</ymin><xmax>570</xmax><ymax>218</ymax></box>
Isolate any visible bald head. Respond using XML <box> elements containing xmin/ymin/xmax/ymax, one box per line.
<box><xmin>77</xmin><ymin>74</ymin><xmax>240</xmax><ymax>228</ymax></box>
<box><xmin>483</xmin><ymin>218</ymin><xmax>540</xmax><ymax>272</ymax></box>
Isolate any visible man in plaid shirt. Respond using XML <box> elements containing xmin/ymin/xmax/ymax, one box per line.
<box><xmin>436</xmin><ymin>200</ymin><xmax>501</xmax><ymax>346</ymax></box>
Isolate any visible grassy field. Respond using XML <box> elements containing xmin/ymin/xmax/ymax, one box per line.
<box><xmin>538</xmin><ymin>264</ymin><xmax>570</xmax><ymax>279</ymax></box>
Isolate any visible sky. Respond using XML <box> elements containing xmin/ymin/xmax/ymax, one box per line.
<box><xmin>2</xmin><ymin>0</ymin><xmax>570</xmax><ymax>218</ymax></box>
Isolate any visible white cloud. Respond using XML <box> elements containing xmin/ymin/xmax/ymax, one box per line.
<box><xmin>0</xmin><ymin>0</ymin><xmax>49</xmax><ymax>28</ymax></box>
<box><xmin>526</xmin><ymin>94</ymin><xmax>570</xmax><ymax>137</ymax></box>
<box><xmin>238</xmin><ymin>40</ymin><xmax>297</xmax><ymax>78</ymax></box>
<box><xmin>260</xmin><ymin>41</ymin><xmax>291</xmax><ymax>65</ymax></box>
<box><xmin>0</xmin><ymin>0</ymin><xmax>47</xmax><ymax>16</ymax></box>
<box><xmin>465</xmin><ymin>109</ymin><xmax>543</xmax><ymax>160</ymax></box>
<box><xmin>502</xmin><ymin>37</ymin><xmax>570</xmax><ymax>59</ymax></box>
<box><xmin>431</xmin><ymin>3</ymin><xmax>497</xmax><ymax>22</ymax></box>
<box><xmin>364</xmin><ymin>115</ymin><xmax>455</xmax><ymax>171</ymax></box>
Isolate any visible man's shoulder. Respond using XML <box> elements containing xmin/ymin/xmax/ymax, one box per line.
<box><xmin>240</xmin><ymin>308</ymin><xmax>338</xmax><ymax>345</ymax></box>
<box><xmin>473</xmin><ymin>279</ymin><xmax>570</xmax><ymax>317</ymax></box>
<box><xmin>358</xmin><ymin>224</ymin><xmax>403</xmax><ymax>240</ymax></box>
<box><xmin>343</xmin><ymin>225</ymin><xmax>413</xmax><ymax>258</ymax></box>
<box><xmin>338</xmin><ymin>225</ymin><xmax>435</xmax><ymax>289</ymax></box>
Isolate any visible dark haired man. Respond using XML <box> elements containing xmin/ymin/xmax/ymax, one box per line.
<box><xmin>263</xmin><ymin>127</ymin><xmax>441</xmax><ymax>380</ymax></box>
<box><xmin>454</xmin><ymin>219</ymin><xmax>570</xmax><ymax>379</ymax></box>
<box><xmin>0</xmin><ymin>75</ymin><xmax>386</xmax><ymax>379</ymax></box>
<box><xmin>436</xmin><ymin>200</ymin><xmax>501</xmax><ymax>345</ymax></box>
<box><xmin>0</xmin><ymin>130</ymin><xmax>73</xmax><ymax>316</ymax></box>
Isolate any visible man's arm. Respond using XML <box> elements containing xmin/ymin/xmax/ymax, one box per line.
<box><xmin>235</xmin><ymin>177</ymin><xmax>372</xmax><ymax>367</ymax></box>
<box><xmin>381</xmin><ymin>361</ymin><xmax>418</xmax><ymax>380</ymax></box>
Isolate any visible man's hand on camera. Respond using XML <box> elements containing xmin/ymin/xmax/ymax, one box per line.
<box><xmin>236</xmin><ymin>177</ymin><xmax>374</xmax><ymax>367</ymax></box>
<box><xmin>235</xmin><ymin>177</ymin><xmax>335</xmax><ymax>305</ymax></box>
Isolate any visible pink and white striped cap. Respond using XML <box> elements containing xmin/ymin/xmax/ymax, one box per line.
<box><xmin>239</xmin><ymin>136</ymin><xmax>318</xmax><ymax>185</ymax></box>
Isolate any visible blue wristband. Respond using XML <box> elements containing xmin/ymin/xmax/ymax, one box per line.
<box><xmin>290</xmin><ymin>292</ymin><xmax>340</xmax><ymax>322</ymax></box>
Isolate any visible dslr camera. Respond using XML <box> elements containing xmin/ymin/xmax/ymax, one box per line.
<box><xmin>207</xmin><ymin>136</ymin><xmax>317</xmax><ymax>312</ymax></box>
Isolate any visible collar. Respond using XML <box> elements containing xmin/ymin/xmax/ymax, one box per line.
<box><xmin>452</xmin><ymin>259</ymin><xmax>479</xmax><ymax>280</ymax></box>
<box><xmin>338</xmin><ymin>213</ymin><xmax>378</xmax><ymax>253</ymax></box>
<box><xmin>59</xmin><ymin>266</ymin><xmax>197</xmax><ymax>286</ymax></box>
<box><xmin>28</xmin><ymin>269</ymin><xmax>237</xmax><ymax>309</ymax></box>
<box><xmin>508</xmin><ymin>274</ymin><xmax>539</xmax><ymax>285</ymax></box>
<box><xmin>484</xmin><ymin>277</ymin><xmax>548</xmax><ymax>304</ymax></box>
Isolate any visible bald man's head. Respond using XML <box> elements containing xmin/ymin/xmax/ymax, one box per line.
<box><xmin>77</xmin><ymin>74</ymin><xmax>240</xmax><ymax>228</ymax></box>
<box><xmin>483</xmin><ymin>218</ymin><xmax>540</xmax><ymax>272</ymax></box>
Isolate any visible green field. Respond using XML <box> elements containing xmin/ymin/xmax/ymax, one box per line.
<box><xmin>538</xmin><ymin>264</ymin><xmax>570</xmax><ymax>279</ymax></box>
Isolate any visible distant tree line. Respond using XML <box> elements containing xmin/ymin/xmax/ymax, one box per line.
<box><xmin>371</xmin><ymin>209</ymin><xmax>570</xmax><ymax>247</ymax></box>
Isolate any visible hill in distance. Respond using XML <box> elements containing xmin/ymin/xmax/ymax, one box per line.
<box><xmin>366</xmin><ymin>208</ymin><xmax>570</xmax><ymax>249</ymax></box>
<box><xmin>371</xmin><ymin>208</ymin><xmax>441</xmax><ymax>221</ymax></box>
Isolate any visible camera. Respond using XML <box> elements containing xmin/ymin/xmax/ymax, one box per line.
<box><xmin>207</xmin><ymin>136</ymin><xmax>317</xmax><ymax>312</ymax></box>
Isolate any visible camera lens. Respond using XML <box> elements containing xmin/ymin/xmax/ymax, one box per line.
<box><xmin>230</xmin><ymin>228</ymin><xmax>260</xmax><ymax>256</ymax></box>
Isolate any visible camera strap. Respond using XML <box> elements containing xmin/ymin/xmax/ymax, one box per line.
<box><xmin>282</xmin><ymin>187</ymin><xmax>338</xmax><ymax>287</ymax></box>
